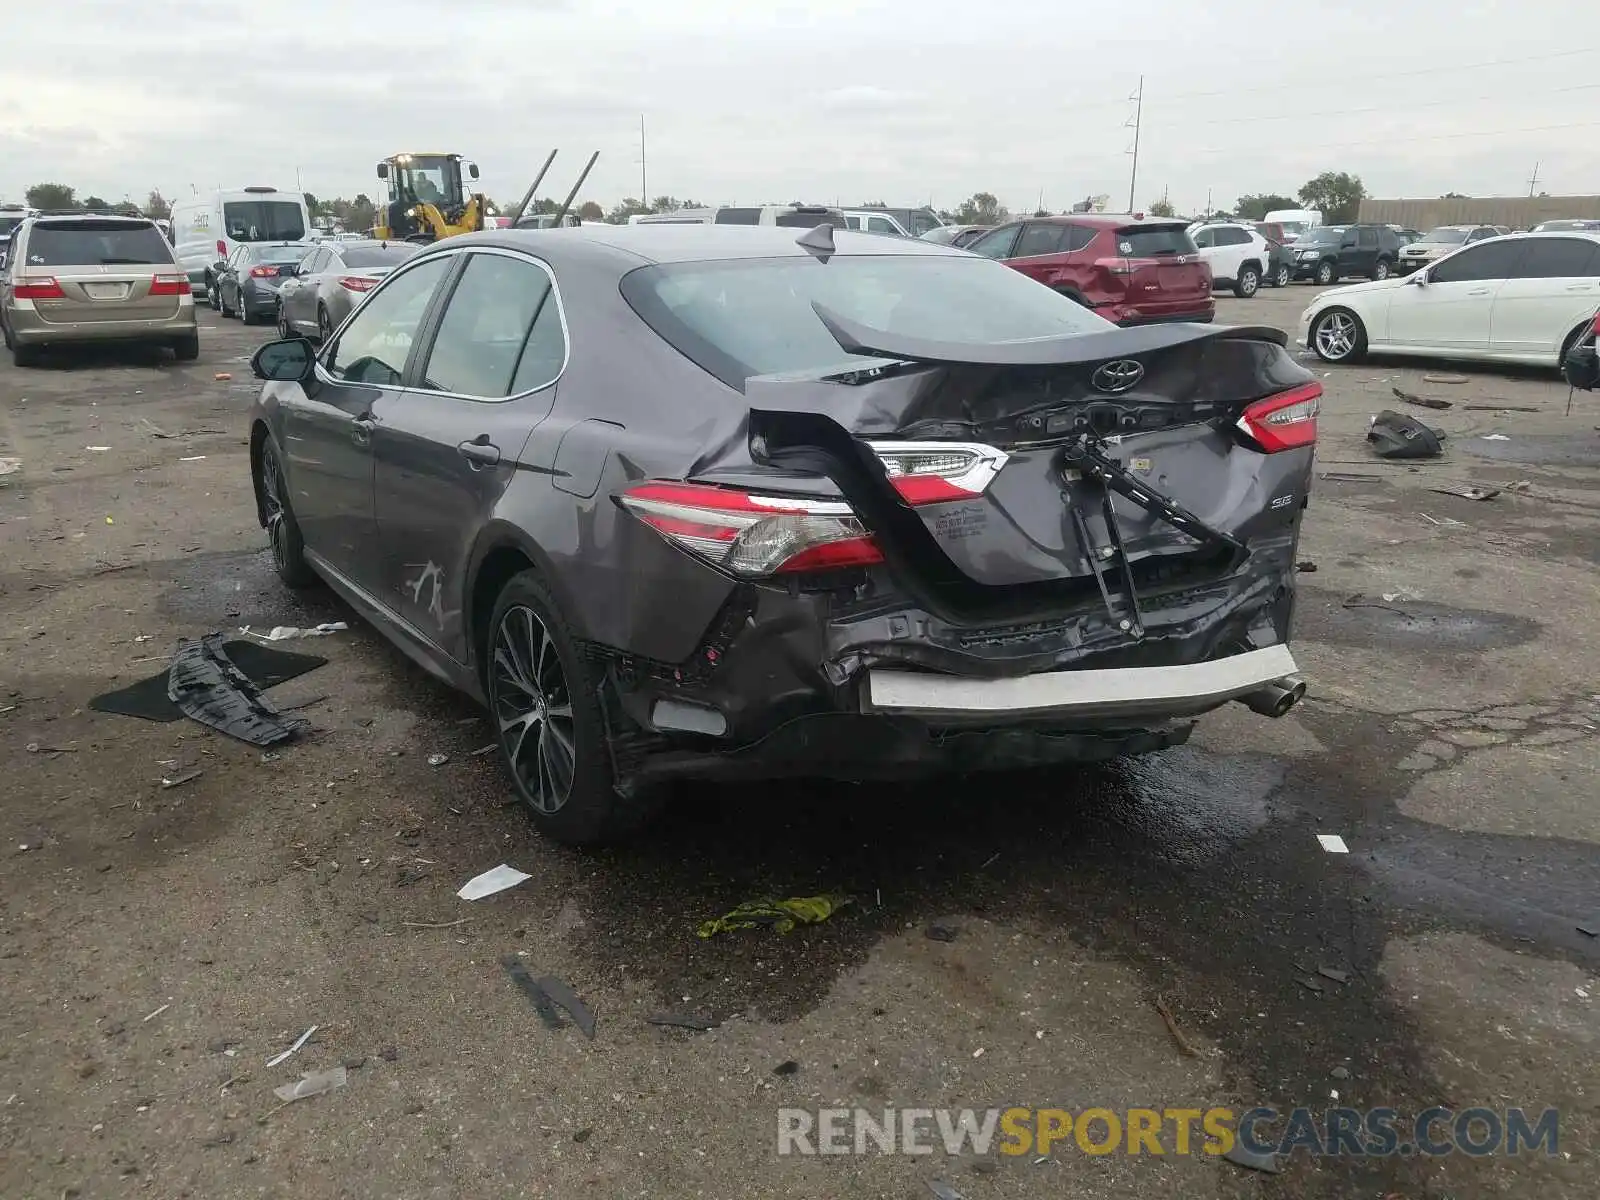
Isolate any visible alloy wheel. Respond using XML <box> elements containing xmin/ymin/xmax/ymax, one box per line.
<box><xmin>318</xmin><ymin>308</ymin><xmax>333</xmax><ymax>341</ymax></box>
<box><xmin>1274</xmin><ymin>264</ymin><xmax>1290</xmax><ymax>287</ymax></box>
<box><xmin>1315</xmin><ymin>311</ymin><xmax>1357</xmax><ymax>361</ymax></box>
<box><xmin>260</xmin><ymin>444</ymin><xmax>291</xmax><ymax>572</ymax></box>
<box><xmin>1373</xmin><ymin>260</ymin><xmax>1390</xmax><ymax>280</ymax></box>
<box><xmin>492</xmin><ymin>604</ymin><xmax>577</xmax><ymax>815</ymax></box>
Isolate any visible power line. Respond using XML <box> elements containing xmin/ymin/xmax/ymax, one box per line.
<box><xmin>1301</xmin><ymin>118</ymin><xmax>1600</xmax><ymax>153</ymax></box>
<box><xmin>1182</xmin><ymin>82</ymin><xmax>1600</xmax><ymax>128</ymax></box>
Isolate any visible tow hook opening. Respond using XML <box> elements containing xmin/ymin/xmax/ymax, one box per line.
<box><xmin>1237</xmin><ymin>673</ymin><xmax>1307</xmax><ymax>718</ymax></box>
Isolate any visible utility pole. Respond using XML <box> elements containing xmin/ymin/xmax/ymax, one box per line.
<box><xmin>1125</xmin><ymin>75</ymin><xmax>1144</xmax><ymax>213</ymax></box>
<box><xmin>1527</xmin><ymin>161</ymin><xmax>1540</xmax><ymax>197</ymax></box>
<box><xmin>639</xmin><ymin>115</ymin><xmax>647</xmax><ymax>205</ymax></box>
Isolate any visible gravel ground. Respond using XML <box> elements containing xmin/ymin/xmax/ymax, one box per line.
<box><xmin>2</xmin><ymin>283</ymin><xmax>1597</xmax><ymax>1199</ymax></box>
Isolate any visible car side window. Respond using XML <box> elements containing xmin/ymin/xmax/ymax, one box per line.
<box><xmin>1013</xmin><ymin>223</ymin><xmax>1066</xmax><ymax>258</ymax></box>
<box><xmin>867</xmin><ymin>216</ymin><xmax>897</xmax><ymax>235</ymax></box>
<box><xmin>325</xmin><ymin>256</ymin><xmax>452</xmax><ymax>386</ymax></box>
<box><xmin>1512</xmin><ymin>238</ymin><xmax>1596</xmax><ymax>279</ymax></box>
<box><xmin>1218</xmin><ymin>227</ymin><xmax>1251</xmax><ymax>246</ymax></box>
<box><xmin>418</xmin><ymin>252</ymin><xmax>563</xmax><ymax>399</ymax></box>
<box><xmin>966</xmin><ymin>224</ymin><xmax>1020</xmax><ymax>260</ymax></box>
<box><xmin>1064</xmin><ymin>225</ymin><xmax>1096</xmax><ymax>252</ymax></box>
<box><xmin>1357</xmin><ymin>227</ymin><xmax>1377</xmax><ymax>248</ymax></box>
<box><xmin>1192</xmin><ymin>228</ymin><xmax>1215</xmax><ymax>248</ymax></box>
<box><xmin>1467</xmin><ymin>227</ymin><xmax>1494</xmax><ymax>242</ymax></box>
<box><xmin>1428</xmin><ymin>241</ymin><xmax>1525</xmax><ymax>285</ymax></box>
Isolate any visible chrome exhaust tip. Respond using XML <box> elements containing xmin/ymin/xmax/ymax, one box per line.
<box><xmin>1238</xmin><ymin>674</ymin><xmax>1307</xmax><ymax>718</ymax></box>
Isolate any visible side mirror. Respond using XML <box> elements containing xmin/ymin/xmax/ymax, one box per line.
<box><xmin>376</xmin><ymin>162</ymin><xmax>390</xmax><ymax>181</ymax></box>
<box><xmin>1407</xmin><ymin>271</ymin><xmax>1427</xmax><ymax>287</ymax></box>
<box><xmin>251</xmin><ymin>337</ymin><xmax>315</xmax><ymax>382</ymax></box>
<box><xmin>467</xmin><ymin>162</ymin><xmax>480</xmax><ymax>180</ymax></box>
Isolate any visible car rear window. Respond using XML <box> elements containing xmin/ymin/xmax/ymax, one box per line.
<box><xmin>223</xmin><ymin>200</ymin><xmax>306</xmax><ymax>242</ymax></box>
<box><xmin>1113</xmin><ymin>225</ymin><xmax>1198</xmax><ymax>256</ymax></box>
<box><xmin>774</xmin><ymin>209</ymin><xmax>846</xmax><ymax>229</ymax></box>
<box><xmin>0</xmin><ymin>216</ymin><xmax>23</xmax><ymax>236</ymax></box>
<box><xmin>342</xmin><ymin>245</ymin><xmax>418</xmax><ymax>268</ymax></box>
<box><xmin>257</xmin><ymin>244</ymin><xmax>311</xmax><ymax>263</ymax></box>
<box><xmin>24</xmin><ymin>221</ymin><xmax>174</xmax><ymax>266</ymax></box>
<box><xmin>621</xmin><ymin>253</ymin><xmax>1115</xmax><ymax>389</ymax></box>
<box><xmin>714</xmin><ymin>208</ymin><xmax>760</xmax><ymax>225</ymax></box>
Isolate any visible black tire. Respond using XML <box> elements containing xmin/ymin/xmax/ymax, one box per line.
<box><xmin>238</xmin><ymin>292</ymin><xmax>255</xmax><ymax>325</ymax></box>
<box><xmin>1309</xmin><ymin>306</ymin><xmax>1368</xmax><ymax>364</ymax></box>
<box><xmin>1314</xmin><ymin>260</ymin><xmax>1337</xmax><ymax>286</ymax></box>
<box><xmin>316</xmin><ymin>305</ymin><xmax>334</xmax><ymax>342</ymax></box>
<box><xmin>207</xmin><ymin>279</ymin><xmax>221</xmax><ymax>311</ymax></box>
<box><xmin>172</xmin><ymin>333</ymin><xmax>200</xmax><ymax>362</ymax></box>
<box><xmin>1370</xmin><ymin>258</ymin><xmax>1391</xmax><ymax>281</ymax></box>
<box><xmin>11</xmin><ymin>340</ymin><xmax>42</xmax><ymax>368</ymax></box>
<box><xmin>257</xmin><ymin>437</ymin><xmax>317</xmax><ymax>589</ymax></box>
<box><xmin>219</xmin><ymin>285</ymin><xmax>236</xmax><ymax>318</ymax></box>
<box><xmin>1233</xmin><ymin>264</ymin><xmax>1261</xmax><ymax>299</ymax></box>
<box><xmin>1560</xmin><ymin>321</ymin><xmax>1596</xmax><ymax>368</ymax></box>
<box><xmin>276</xmin><ymin>309</ymin><xmax>293</xmax><ymax>339</ymax></box>
<box><xmin>486</xmin><ymin>569</ymin><xmax>656</xmax><ymax>846</ymax></box>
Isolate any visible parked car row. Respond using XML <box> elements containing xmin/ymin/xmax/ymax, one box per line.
<box><xmin>204</xmin><ymin>239</ymin><xmax>421</xmax><ymax>337</ymax></box>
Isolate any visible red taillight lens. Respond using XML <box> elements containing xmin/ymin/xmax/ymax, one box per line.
<box><xmin>1591</xmin><ymin>312</ymin><xmax>1600</xmax><ymax>335</ymax></box>
<box><xmin>618</xmin><ymin>481</ymin><xmax>883</xmax><ymax>576</ymax></box>
<box><xmin>1237</xmin><ymin>382</ymin><xmax>1322</xmax><ymax>452</ymax></box>
<box><xmin>249</xmin><ymin>265</ymin><xmax>280</xmax><ymax>278</ymax></box>
<box><xmin>149</xmin><ymin>273</ymin><xmax>190</xmax><ymax>296</ymax></box>
<box><xmin>1095</xmin><ymin>256</ymin><xmax>1135</xmax><ymax>275</ymax></box>
<box><xmin>216</xmin><ymin>240</ymin><xmax>227</xmax><ymax>257</ymax></box>
<box><xmin>14</xmin><ymin>278</ymin><xmax>65</xmax><ymax>300</ymax></box>
<box><xmin>338</xmin><ymin>276</ymin><xmax>376</xmax><ymax>292</ymax></box>
<box><xmin>866</xmin><ymin>441</ymin><xmax>1009</xmax><ymax>505</ymax></box>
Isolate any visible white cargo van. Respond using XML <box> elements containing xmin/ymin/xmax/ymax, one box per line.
<box><xmin>1264</xmin><ymin>208</ymin><xmax>1324</xmax><ymax>243</ymax></box>
<box><xmin>169</xmin><ymin>186</ymin><xmax>310</xmax><ymax>295</ymax></box>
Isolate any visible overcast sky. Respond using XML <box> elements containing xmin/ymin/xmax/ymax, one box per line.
<box><xmin>2</xmin><ymin>0</ymin><xmax>1596</xmax><ymax>215</ymax></box>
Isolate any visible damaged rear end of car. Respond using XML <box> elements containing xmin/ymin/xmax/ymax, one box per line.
<box><xmin>597</xmin><ymin>246</ymin><xmax>1317</xmax><ymax>791</ymax></box>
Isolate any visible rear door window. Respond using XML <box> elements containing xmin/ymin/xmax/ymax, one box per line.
<box><xmin>1357</xmin><ymin>227</ymin><xmax>1378</xmax><ymax>248</ymax></box>
<box><xmin>24</xmin><ymin>221</ymin><xmax>175</xmax><ymax>266</ymax></box>
<box><xmin>714</xmin><ymin>208</ymin><xmax>760</xmax><ymax>225</ymax></box>
<box><xmin>1512</xmin><ymin>238</ymin><xmax>1599</xmax><ymax>279</ymax></box>
<box><xmin>1012</xmin><ymin>223</ymin><xmax>1069</xmax><ymax>257</ymax></box>
<box><xmin>1215</xmin><ymin>227</ymin><xmax>1251</xmax><ymax>246</ymax></box>
<box><xmin>417</xmin><ymin>252</ymin><xmax>564</xmax><ymax>398</ymax></box>
<box><xmin>223</xmin><ymin>201</ymin><xmax>306</xmax><ymax>242</ymax></box>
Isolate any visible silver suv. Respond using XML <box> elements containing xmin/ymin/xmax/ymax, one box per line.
<box><xmin>0</xmin><ymin>213</ymin><xmax>199</xmax><ymax>366</ymax></box>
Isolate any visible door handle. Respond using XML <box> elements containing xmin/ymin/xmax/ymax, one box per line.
<box><xmin>1567</xmin><ymin>284</ymin><xmax>1593</xmax><ymax>292</ymax></box>
<box><xmin>352</xmin><ymin>415</ymin><xmax>375</xmax><ymax>447</ymax></box>
<box><xmin>457</xmin><ymin>436</ymin><xmax>501</xmax><ymax>468</ymax></box>
<box><xmin>1467</xmin><ymin>288</ymin><xmax>1490</xmax><ymax>296</ymax></box>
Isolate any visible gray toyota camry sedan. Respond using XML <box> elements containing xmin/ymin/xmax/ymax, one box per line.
<box><xmin>247</xmin><ymin>224</ymin><xmax>1317</xmax><ymax>845</ymax></box>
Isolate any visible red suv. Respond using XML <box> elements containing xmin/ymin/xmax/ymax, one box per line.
<box><xmin>965</xmin><ymin>215</ymin><xmax>1214</xmax><ymax>326</ymax></box>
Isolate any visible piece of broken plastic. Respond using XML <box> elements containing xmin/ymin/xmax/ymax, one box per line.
<box><xmin>458</xmin><ymin>864</ymin><xmax>531</xmax><ymax>901</ymax></box>
<box><xmin>272</xmin><ymin>1065</ymin><xmax>347</xmax><ymax>1103</ymax></box>
<box><xmin>167</xmin><ymin>634</ymin><xmax>308</xmax><ymax>747</ymax></box>
<box><xmin>697</xmin><ymin>894</ymin><xmax>851</xmax><ymax>938</ymax></box>
<box><xmin>239</xmin><ymin>622</ymin><xmax>348</xmax><ymax>642</ymax></box>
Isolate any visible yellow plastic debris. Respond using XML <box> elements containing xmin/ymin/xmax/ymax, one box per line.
<box><xmin>696</xmin><ymin>894</ymin><xmax>851</xmax><ymax>938</ymax></box>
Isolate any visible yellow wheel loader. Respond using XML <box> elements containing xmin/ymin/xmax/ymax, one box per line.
<box><xmin>372</xmin><ymin>153</ymin><xmax>486</xmax><ymax>243</ymax></box>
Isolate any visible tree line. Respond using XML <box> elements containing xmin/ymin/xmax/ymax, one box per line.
<box><xmin>15</xmin><ymin>171</ymin><xmax>1382</xmax><ymax>231</ymax></box>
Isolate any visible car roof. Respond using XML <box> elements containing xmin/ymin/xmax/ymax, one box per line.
<box><xmin>1027</xmin><ymin>214</ymin><xmax>1185</xmax><ymax>228</ymax></box>
<box><xmin>438</xmin><ymin>224</ymin><xmax>969</xmax><ymax>267</ymax></box>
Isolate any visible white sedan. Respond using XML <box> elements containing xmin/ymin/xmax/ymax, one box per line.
<box><xmin>1299</xmin><ymin>232</ymin><xmax>1600</xmax><ymax>369</ymax></box>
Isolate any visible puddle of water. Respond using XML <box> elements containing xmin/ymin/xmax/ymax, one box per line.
<box><xmin>160</xmin><ymin>547</ymin><xmax>346</xmax><ymax>629</ymax></box>
<box><xmin>1297</xmin><ymin>590</ymin><xmax>1541</xmax><ymax>650</ymax></box>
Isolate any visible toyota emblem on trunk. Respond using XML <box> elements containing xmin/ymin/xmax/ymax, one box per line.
<box><xmin>1092</xmin><ymin>359</ymin><xmax>1145</xmax><ymax>393</ymax></box>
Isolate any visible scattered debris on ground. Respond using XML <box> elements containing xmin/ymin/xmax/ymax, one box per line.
<box><xmin>500</xmin><ymin>959</ymin><xmax>596</xmax><ymax>1038</ymax></box>
<box><xmin>1392</xmin><ymin>386</ymin><xmax>1451</xmax><ymax>411</ymax></box>
<box><xmin>159</xmin><ymin>770</ymin><xmax>203</xmax><ymax>790</ymax></box>
<box><xmin>266</xmin><ymin>1025</ymin><xmax>318</xmax><ymax>1068</ymax></box>
<box><xmin>927</xmin><ymin>1181</ymin><xmax>966</xmax><ymax>1200</ymax></box>
<box><xmin>925</xmin><ymin>924</ymin><xmax>960</xmax><ymax>943</ymax></box>
<box><xmin>1224</xmin><ymin>1143</ymin><xmax>1282</xmax><ymax>1173</ymax></box>
<box><xmin>168</xmin><ymin>634</ymin><xmax>308</xmax><ymax>747</ymax></box>
<box><xmin>238</xmin><ymin>622</ymin><xmax>348</xmax><ymax>642</ymax></box>
<box><xmin>1368</xmin><ymin>410</ymin><xmax>1444</xmax><ymax>459</ymax></box>
<box><xmin>271</xmin><ymin>1065</ymin><xmax>347</xmax><ymax>1103</ymax></box>
<box><xmin>1318</xmin><ymin>966</ymin><xmax>1351</xmax><ymax>985</ymax></box>
<box><xmin>1427</xmin><ymin>483</ymin><xmax>1499</xmax><ymax>501</ymax></box>
<box><xmin>427</xmin><ymin>752</ymin><xmax>450</xmax><ymax>767</ymax></box>
<box><xmin>1153</xmin><ymin>997</ymin><xmax>1199</xmax><ymax>1058</ymax></box>
<box><xmin>1296</xmin><ymin>560</ymin><xmax>1318</xmax><ymax>573</ymax></box>
<box><xmin>1421</xmin><ymin>373</ymin><xmax>1469</xmax><ymax>385</ymax></box>
<box><xmin>697</xmin><ymin>894</ymin><xmax>851</xmax><ymax>938</ymax></box>
<box><xmin>458</xmin><ymin>864</ymin><xmax>530</xmax><ymax>900</ymax></box>
<box><xmin>1317</xmin><ymin>834</ymin><xmax>1349</xmax><ymax>854</ymax></box>
<box><xmin>772</xmin><ymin>1060</ymin><xmax>799</xmax><ymax>1076</ymax></box>
<box><xmin>1481</xmin><ymin>434</ymin><xmax>1510</xmax><ymax>442</ymax></box>
<box><xmin>91</xmin><ymin>641</ymin><xmax>326</xmax><ymax>724</ymax></box>
<box><xmin>645</xmin><ymin>1011</ymin><xmax>720</xmax><ymax>1032</ymax></box>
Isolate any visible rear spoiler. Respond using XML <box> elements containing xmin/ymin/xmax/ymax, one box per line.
<box><xmin>810</xmin><ymin>301</ymin><xmax>1287</xmax><ymax>367</ymax></box>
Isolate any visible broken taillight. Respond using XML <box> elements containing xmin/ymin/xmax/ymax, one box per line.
<box><xmin>248</xmin><ymin>265</ymin><xmax>281</xmax><ymax>278</ymax></box>
<box><xmin>867</xmin><ymin>441</ymin><xmax>1009</xmax><ymax>504</ymax></box>
<box><xmin>339</xmin><ymin>276</ymin><xmax>377</xmax><ymax>292</ymax></box>
<box><xmin>618</xmin><ymin>481</ymin><xmax>884</xmax><ymax>576</ymax></box>
<box><xmin>1237</xmin><ymin>382</ymin><xmax>1322</xmax><ymax>453</ymax></box>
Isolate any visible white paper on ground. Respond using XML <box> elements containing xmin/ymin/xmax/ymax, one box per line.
<box><xmin>239</xmin><ymin>622</ymin><xmax>349</xmax><ymax>642</ymax></box>
<box><xmin>273</xmin><ymin>1065</ymin><xmax>348</xmax><ymax>1102</ymax></box>
<box><xmin>1317</xmin><ymin>834</ymin><xmax>1350</xmax><ymax>854</ymax></box>
<box><xmin>458</xmin><ymin>864</ymin><xmax>531</xmax><ymax>901</ymax></box>
<box><xmin>266</xmin><ymin>1024</ymin><xmax>319</xmax><ymax>1067</ymax></box>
